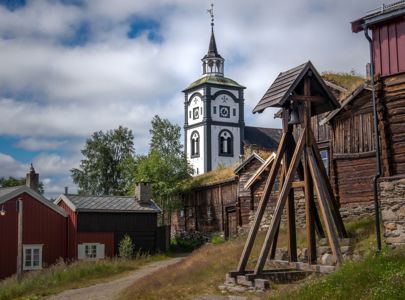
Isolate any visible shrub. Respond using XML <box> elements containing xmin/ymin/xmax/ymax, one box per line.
<box><xmin>119</xmin><ymin>235</ymin><xmax>134</xmax><ymax>259</ymax></box>
<box><xmin>210</xmin><ymin>233</ymin><xmax>225</xmax><ymax>245</ymax></box>
<box><xmin>172</xmin><ymin>231</ymin><xmax>208</xmax><ymax>252</ymax></box>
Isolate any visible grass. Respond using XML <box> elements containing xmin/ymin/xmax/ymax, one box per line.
<box><xmin>119</xmin><ymin>218</ymin><xmax>388</xmax><ymax>300</ymax></box>
<box><xmin>322</xmin><ymin>72</ymin><xmax>365</xmax><ymax>97</ymax></box>
<box><xmin>178</xmin><ymin>166</ymin><xmax>236</xmax><ymax>192</ymax></box>
<box><xmin>274</xmin><ymin>249</ymin><xmax>405</xmax><ymax>300</ymax></box>
<box><xmin>0</xmin><ymin>253</ymin><xmax>167</xmax><ymax>300</ymax></box>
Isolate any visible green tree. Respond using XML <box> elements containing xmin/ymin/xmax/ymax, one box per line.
<box><xmin>118</xmin><ymin>234</ymin><xmax>134</xmax><ymax>259</ymax></box>
<box><xmin>134</xmin><ymin>116</ymin><xmax>191</xmax><ymax>223</ymax></box>
<box><xmin>0</xmin><ymin>177</ymin><xmax>45</xmax><ymax>194</ymax></box>
<box><xmin>71</xmin><ymin>126</ymin><xmax>135</xmax><ymax>196</ymax></box>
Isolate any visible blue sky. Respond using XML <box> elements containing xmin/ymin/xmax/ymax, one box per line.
<box><xmin>0</xmin><ymin>0</ymin><xmax>385</xmax><ymax>198</ymax></box>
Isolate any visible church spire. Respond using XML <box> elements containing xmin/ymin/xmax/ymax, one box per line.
<box><xmin>202</xmin><ymin>4</ymin><xmax>224</xmax><ymax>76</ymax></box>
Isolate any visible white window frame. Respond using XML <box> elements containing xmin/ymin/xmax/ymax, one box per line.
<box><xmin>78</xmin><ymin>243</ymin><xmax>105</xmax><ymax>260</ymax></box>
<box><xmin>23</xmin><ymin>244</ymin><xmax>43</xmax><ymax>270</ymax></box>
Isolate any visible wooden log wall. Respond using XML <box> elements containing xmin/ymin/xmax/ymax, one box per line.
<box><xmin>383</xmin><ymin>73</ymin><xmax>405</xmax><ymax>175</ymax></box>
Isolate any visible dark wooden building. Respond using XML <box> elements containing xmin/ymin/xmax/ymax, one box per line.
<box><xmin>0</xmin><ymin>179</ymin><xmax>68</xmax><ymax>279</ymax></box>
<box><xmin>55</xmin><ymin>183</ymin><xmax>162</xmax><ymax>260</ymax></box>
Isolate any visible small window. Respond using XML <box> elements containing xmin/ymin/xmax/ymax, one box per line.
<box><xmin>207</xmin><ymin>206</ymin><xmax>212</xmax><ymax>221</ymax></box>
<box><xmin>23</xmin><ymin>245</ymin><xmax>43</xmax><ymax>270</ymax></box>
<box><xmin>233</xmin><ymin>108</ymin><xmax>236</xmax><ymax>116</ymax></box>
<box><xmin>189</xmin><ymin>111</ymin><xmax>191</xmax><ymax>118</ymax></box>
<box><xmin>219</xmin><ymin>130</ymin><xmax>233</xmax><ymax>156</ymax></box>
<box><xmin>320</xmin><ymin>149</ymin><xmax>329</xmax><ymax>175</ymax></box>
<box><xmin>180</xmin><ymin>209</ymin><xmax>184</xmax><ymax>217</ymax></box>
<box><xmin>188</xmin><ymin>208</ymin><xmax>193</xmax><ymax>217</ymax></box>
<box><xmin>196</xmin><ymin>167</ymin><xmax>199</xmax><ymax>174</ymax></box>
<box><xmin>213</xmin><ymin>106</ymin><xmax>217</xmax><ymax>114</ymax></box>
<box><xmin>200</xmin><ymin>107</ymin><xmax>203</xmax><ymax>115</ymax></box>
<box><xmin>85</xmin><ymin>244</ymin><xmax>97</xmax><ymax>259</ymax></box>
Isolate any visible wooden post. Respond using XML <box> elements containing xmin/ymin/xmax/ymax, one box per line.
<box><xmin>254</xmin><ymin>129</ymin><xmax>306</xmax><ymax>275</ymax></box>
<box><xmin>308</xmin><ymin>148</ymin><xmax>343</xmax><ymax>265</ymax></box>
<box><xmin>236</xmin><ymin>133</ymin><xmax>287</xmax><ymax>273</ymax></box>
<box><xmin>16</xmin><ymin>198</ymin><xmax>23</xmax><ymax>282</ymax></box>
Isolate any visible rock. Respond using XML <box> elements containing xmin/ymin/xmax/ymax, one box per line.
<box><xmin>340</xmin><ymin>246</ymin><xmax>351</xmax><ymax>254</ymax></box>
<box><xmin>385</xmin><ymin>222</ymin><xmax>397</xmax><ymax>231</ymax></box>
<box><xmin>321</xmin><ymin>253</ymin><xmax>335</xmax><ymax>265</ymax></box>
<box><xmin>317</xmin><ymin>246</ymin><xmax>330</xmax><ymax>255</ymax></box>
<box><xmin>275</xmin><ymin>248</ymin><xmax>288</xmax><ymax>260</ymax></box>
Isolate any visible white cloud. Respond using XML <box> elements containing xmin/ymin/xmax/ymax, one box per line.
<box><xmin>0</xmin><ymin>152</ymin><xmax>27</xmax><ymax>178</ymax></box>
<box><xmin>0</xmin><ymin>0</ymin><xmax>386</xmax><ymax>195</ymax></box>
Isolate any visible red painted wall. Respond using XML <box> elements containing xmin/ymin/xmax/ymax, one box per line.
<box><xmin>77</xmin><ymin>232</ymin><xmax>115</xmax><ymax>257</ymax></box>
<box><xmin>58</xmin><ymin>200</ymin><xmax>77</xmax><ymax>260</ymax></box>
<box><xmin>373</xmin><ymin>18</ymin><xmax>405</xmax><ymax>76</ymax></box>
<box><xmin>0</xmin><ymin>193</ymin><xmax>67</xmax><ymax>279</ymax></box>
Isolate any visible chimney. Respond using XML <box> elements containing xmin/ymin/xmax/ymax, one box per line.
<box><xmin>26</xmin><ymin>164</ymin><xmax>39</xmax><ymax>192</ymax></box>
<box><xmin>135</xmin><ymin>182</ymin><xmax>152</xmax><ymax>204</ymax></box>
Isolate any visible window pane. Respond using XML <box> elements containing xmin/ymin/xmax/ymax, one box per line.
<box><xmin>25</xmin><ymin>249</ymin><xmax>32</xmax><ymax>267</ymax></box>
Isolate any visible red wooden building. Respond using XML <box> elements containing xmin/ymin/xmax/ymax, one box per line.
<box><xmin>0</xmin><ymin>167</ymin><xmax>68</xmax><ymax>280</ymax></box>
<box><xmin>54</xmin><ymin>182</ymin><xmax>162</xmax><ymax>260</ymax></box>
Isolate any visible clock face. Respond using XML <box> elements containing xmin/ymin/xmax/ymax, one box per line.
<box><xmin>219</xmin><ymin>105</ymin><xmax>230</xmax><ymax>118</ymax></box>
<box><xmin>193</xmin><ymin>107</ymin><xmax>199</xmax><ymax>119</ymax></box>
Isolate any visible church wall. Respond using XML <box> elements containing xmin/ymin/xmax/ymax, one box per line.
<box><xmin>187</xmin><ymin>93</ymin><xmax>204</xmax><ymax>126</ymax></box>
<box><xmin>211</xmin><ymin>125</ymin><xmax>240</xmax><ymax>170</ymax></box>
<box><xmin>211</xmin><ymin>93</ymin><xmax>239</xmax><ymax>123</ymax></box>
<box><xmin>211</xmin><ymin>87</ymin><xmax>238</xmax><ymax>98</ymax></box>
<box><xmin>187</xmin><ymin>126</ymin><xmax>205</xmax><ymax>175</ymax></box>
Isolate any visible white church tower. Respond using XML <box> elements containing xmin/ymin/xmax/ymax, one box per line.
<box><xmin>183</xmin><ymin>5</ymin><xmax>245</xmax><ymax>175</ymax></box>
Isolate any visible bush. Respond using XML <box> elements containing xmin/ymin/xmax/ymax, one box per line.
<box><xmin>210</xmin><ymin>234</ymin><xmax>225</xmax><ymax>245</ymax></box>
<box><xmin>171</xmin><ymin>231</ymin><xmax>208</xmax><ymax>252</ymax></box>
<box><xmin>119</xmin><ymin>235</ymin><xmax>134</xmax><ymax>259</ymax></box>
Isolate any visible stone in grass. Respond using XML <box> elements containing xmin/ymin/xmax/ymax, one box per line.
<box><xmin>321</xmin><ymin>253</ymin><xmax>335</xmax><ymax>265</ymax></box>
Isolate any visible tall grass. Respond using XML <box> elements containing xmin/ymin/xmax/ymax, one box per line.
<box><xmin>0</xmin><ymin>254</ymin><xmax>166</xmax><ymax>300</ymax></box>
<box><xmin>275</xmin><ymin>249</ymin><xmax>405</xmax><ymax>300</ymax></box>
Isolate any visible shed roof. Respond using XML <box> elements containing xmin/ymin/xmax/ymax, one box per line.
<box><xmin>244</xmin><ymin>153</ymin><xmax>276</xmax><ymax>190</ymax></box>
<box><xmin>234</xmin><ymin>152</ymin><xmax>265</xmax><ymax>174</ymax></box>
<box><xmin>0</xmin><ymin>185</ymin><xmax>67</xmax><ymax>217</ymax></box>
<box><xmin>243</xmin><ymin>126</ymin><xmax>282</xmax><ymax>151</ymax></box>
<box><xmin>253</xmin><ymin>61</ymin><xmax>340</xmax><ymax>116</ymax></box>
<box><xmin>55</xmin><ymin>194</ymin><xmax>161</xmax><ymax>213</ymax></box>
<box><xmin>351</xmin><ymin>1</ymin><xmax>405</xmax><ymax>33</ymax></box>
<box><xmin>320</xmin><ymin>84</ymin><xmax>372</xmax><ymax>125</ymax></box>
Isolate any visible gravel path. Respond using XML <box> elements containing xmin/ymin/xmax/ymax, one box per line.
<box><xmin>47</xmin><ymin>256</ymin><xmax>185</xmax><ymax>300</ymax></box>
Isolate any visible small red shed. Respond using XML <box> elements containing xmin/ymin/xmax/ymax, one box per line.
<box><xmin>0</xmin><ymin>185</ymin><xmax>68</xmax><ymax>280</ymax></box>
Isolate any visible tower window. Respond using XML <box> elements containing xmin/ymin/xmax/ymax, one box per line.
<box><xmin>191</xmin><ymin>131</ymin><xmax>200</xmax><ymax>157</ymax></box>
<box><xmin>189</xmin><ymin>111</ymin><xmax>191</xmax><ymax>118</ymax></box>
<box><xmin>219</xmin><ymin>130</ymin><xmax>233</xmax><ymax>157</ymax></box>
<box><xmin>233</xmin><ymin>108</ymin><xmax>236</xmax><ymax>116</ymax></box>
<box><xmin>213</xmin><ymin>106</ymin><xmax>217</xmax><ymax>114</ymax></box>
<box><xmin>200</xmin><ymin>107</ymin><xmax>203</xmax><ymax>115</ymax></box>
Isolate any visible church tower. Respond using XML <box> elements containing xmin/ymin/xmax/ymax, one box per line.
<box><xmin>183</xmin><ymin>5</ymin><xmax>245</xmax><ymax>175</ymax></box>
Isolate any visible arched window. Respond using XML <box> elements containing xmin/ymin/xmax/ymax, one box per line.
<box><xmin>219</xmin><ymin>130</ymin><xmax>233</xmax><ymax>156</ymax></box>
<box><xmin>191</xmin><ymin>131</ymin><xmax>200</xmax><ymax>157</ymax></box>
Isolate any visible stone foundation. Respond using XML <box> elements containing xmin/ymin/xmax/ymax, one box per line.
<box><xmin>245</xmin><ymin>191</ymin><xmax>375</xmax><ymax>232</ymax></box>
<box><xmin>379</xmin><ymin>176</ymin><xmax>405</xmax><ymax>247</ymax></box>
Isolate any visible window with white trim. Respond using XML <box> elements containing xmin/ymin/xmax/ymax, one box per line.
<box><xmin>78</xmin><ymin>243</ymin><xmax>105</xmax><ymax>260</ymax></box>
<box><xmin>219</xmin><ymin>130</ymin><xmax>233</xmax><ymax>156</ymax></box>
<box><xmin>23</xmin><ymin>245</ymin><xmax>43</xmax><ymax>270</ymax></box>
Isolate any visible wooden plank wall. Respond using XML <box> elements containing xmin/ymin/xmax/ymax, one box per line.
<box><xmin>383</xmin><ymin>73</ymin><xmax>405</xmax><ymax>175</ymax></box>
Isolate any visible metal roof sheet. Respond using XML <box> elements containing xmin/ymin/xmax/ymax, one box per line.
<box><xmin>184</xmin><ymin>75</ymin><xmax>245</xmax><ymax>91</ymax></box>
<box><xmin>62</xmin><ymin>194</ymin><xmax>161</xmax><ymax>213</ymax></box>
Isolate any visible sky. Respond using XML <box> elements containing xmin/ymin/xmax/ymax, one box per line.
<box><xmin>0</xmin><ymin>0</ymin><xmax>386</xmax><ymax>198</ymax></box>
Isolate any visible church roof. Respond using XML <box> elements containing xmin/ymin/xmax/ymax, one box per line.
<box><xmin>243</xmin><ymin>126</ymin><xmax>282</xmax><ymax>151</ymax></box>
<box><xmin>203</xmin><ymin>28</ymin><xmax>222</xmax><ymax>59</ymax></box>
<box><xmin>183</xmin><ymin>74</ymin><xmax>245</xmax><ymax>91</ymax></box>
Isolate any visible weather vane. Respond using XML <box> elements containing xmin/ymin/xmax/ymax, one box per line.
<box><xmin>207</xmin><ymin>3</ymin><xmax>214</xmax><ymax>27</ymax></box>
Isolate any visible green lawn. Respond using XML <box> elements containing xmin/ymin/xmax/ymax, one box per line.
<box><xmin>0</xmin><ymin>254</ymin><xmax>167</xmax><ymax>300</ymax></box>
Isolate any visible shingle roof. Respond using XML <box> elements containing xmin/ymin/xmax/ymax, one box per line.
<box><xmin>0</xmin><ymin>186</ymin><xmax>21</xmax><ymax>198</ymax></box>
<box><xmin>253</xmin><ymin>61</ymin><xmax>340</xmax><ymax>116</ymax></box>
<box><xmin>243</xmin><ymin>126</ymin><xmax>282</xmax><ymax>151</ymax></box>
<box><xmin>234</xmin><ymin>152</ymin><xmax>265</xmax><ymax>174</ymax></box>
<box><xmin>59</xmin><ymin>194</ymin><xmax>161</xmax><ymax>213</ymax></box>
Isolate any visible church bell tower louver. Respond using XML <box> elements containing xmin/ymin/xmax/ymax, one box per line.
<box><xmin>183</xmin><ymin>4</ymin><xmax>245</xmax><ymax>175</ymax></box>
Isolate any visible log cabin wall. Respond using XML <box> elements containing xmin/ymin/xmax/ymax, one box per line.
<box><xmin>330</xmin><ymin>89</ymin><xmax>376</xmax><ymax>204</ymax></box>
<box><xmin>382</xmin><ymin>73</ymin><xmax>405</xmax><ymax>175</ymax></box>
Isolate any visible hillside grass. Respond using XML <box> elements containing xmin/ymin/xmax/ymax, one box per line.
<box><xmin>0</xmin><ymin>254</ymin><xmax>167</xmax><ymax>300</ymax></box>
<box><xmin>120</xmin><ymin>218</ymin><xmax>391</xmax><ymax>300</ymax></box>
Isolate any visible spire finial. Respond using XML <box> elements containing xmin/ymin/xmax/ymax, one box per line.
<box><xmin>207</xmin><ymin>3</ymin><xmax>214</xmax><ymax>29</ymax></box>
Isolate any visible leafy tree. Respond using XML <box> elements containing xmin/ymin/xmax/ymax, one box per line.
<box><xmin>134</xmin><ymin>116</ymin><xmax>192</xmax><ymax>223</ymax></box>
<box><xmin>0</xmin><ymin>177</ymin><xmax>45</xmax><ymax>194</ymax></box>
<box><xmin>71</xmin><ymin>126</ymin><xmax>135</xmax><ymax>196</ymax></box>
<box><xmin>118</xmin><ymin>234</ymin><xmax>134</xmax><ymax>259</ymax></box>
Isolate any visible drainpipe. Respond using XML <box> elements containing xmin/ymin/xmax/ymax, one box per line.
<box><xmin>364</xmin><ymin>26</ymin><xmax>382</xmax><ymax>251</ymax></box>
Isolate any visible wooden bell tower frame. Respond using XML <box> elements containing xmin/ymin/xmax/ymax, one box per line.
<box><xmin>231</xmin><ymin>62</ymin><xmax>348</xmax><ymax>280</ymax></box>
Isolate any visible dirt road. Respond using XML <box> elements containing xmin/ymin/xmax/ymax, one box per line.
<box><xmin>47</xmin><ymin>256</ymin><xmax>185</xmax><ymax>300</ymax></box>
